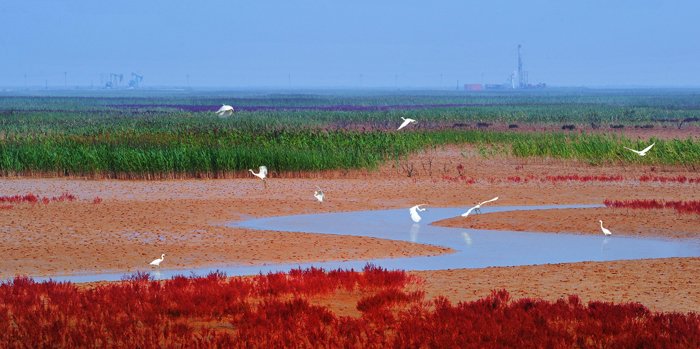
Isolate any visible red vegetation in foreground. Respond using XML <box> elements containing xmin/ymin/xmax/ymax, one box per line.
<box><xmin>1</xmin><ymin>265</ymin><xmax>699</xmax><ymax>348</ymax></box>
<box><xmin>605</xmin><ymin>199</ymin><xmax>700</xmax><ymax>216</ymax></box>
<box><xmin>0</xmin><ymin>193</ymin><xmax>76</xmax><ymax>208</ymax></box>
<box><xmin>93</xmin><ymin>197</ymin><xmax>102</xmax><ymax>204</ymax></box>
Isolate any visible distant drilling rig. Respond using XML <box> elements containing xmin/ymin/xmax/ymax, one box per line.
<box><xmin>464</xmin><ymin>45</ymin><xmax>547</xmax><ymax>91</ymax></box>
<box><xmin>100</xmin><ymin>72</ymin><xmax>143</xmax><ymax>89</ymax></box>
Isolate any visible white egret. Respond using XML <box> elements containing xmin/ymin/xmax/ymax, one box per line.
<box><xmin>398</xmin><ymin>117</ymin><xmax>417</xmax><ymax>130</ymax></box>
<box><xmin>215</xmin><ymin>104</ymin><xmax>234</xmax><ymax>118</ymax></box>
<box><xmin>461</xmin><ymin>197</ymin><xmax>499</xmax><ymax>217</ymax></box>
<box><xmin>409</xmin><ymin>204</ymin><xmax>427</xmax><ymax>222</ymax></box>
<box><xmin>623</xmin><ymin>142</ymin><xmax>655</xmax><ymax>156</ymax></box>
<box><xmin>599</xmin><ymin>220</ymin><xmax>612</xmax><ymax>236</ymax></box>
<box><xmin>249</xmin><ymin>166</ymin><xmax>268</xmax><ymax>188</ymax></box>
<box><xmin>150</xmin><ymin>254</ymin><xmax>166</xmax><ymax>267</ymax></box>
<box><xmin>313</xmin><ymin>186</ymin><xmax>325</xmax><ymax>205</ymax></box>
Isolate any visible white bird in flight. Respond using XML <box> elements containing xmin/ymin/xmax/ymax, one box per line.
<box><xmin>599</xmin><ymin>220</ymin><xmax>612</xmax><ymax>236</ymax></box>
<box><xmin>461</xmin><ymin>197</ymin><xmax>499</xmax><ymax>217</ymax></box>
<box><xmin>623</xmin><ymin>142</ymin><xmax>655</xmax><ymax>156</ymax></box>
<box><xmin>249</xmin><ymin>166</ymin><xmax>268</xmax><ymax>188</ymax></box>
<box><xmin>398</xmin><ymin>117</ymin><xmax>417</xmax><ymax>130</ymax></box>
<box><xmin>215</xmin><ymin>104</ymin><xmax>234</xmax><ymax>118</ymax></box>
<box><xmin>150</xmin><ymin>254</ymin><xmax>166</xmax><ymax>267</ymax></box>
<box><xmin>313</xmin><ymin>186</ymin><xmax>325</xmax><ymax>205</ymax></box>
<box><xmin>409</xmin><ymin>204</ymin><xmax>427</xmax><ymax>222</ymax></box>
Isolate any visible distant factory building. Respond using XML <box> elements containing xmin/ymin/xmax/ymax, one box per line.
<box><xmin>465</xmin><ymin>45</ymin><xmax>547</xmax><ymax>91</ymax></box>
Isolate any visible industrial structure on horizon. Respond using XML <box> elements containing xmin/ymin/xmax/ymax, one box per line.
<box><xmin>465</xmin><ymin>45</ymin><xmax>547</xmax><ymax>91</ymax></box>
<box><xmin>99</xmin><ymin>72</ymin><xmax>144</xmax><ymax>89</ymax></box>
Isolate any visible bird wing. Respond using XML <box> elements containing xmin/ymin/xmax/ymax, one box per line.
<box><xmin>215</xmin><ymin>105</ymin><xmax>229</xmax><ymax>113</ymax></box>
<box><xmin>480</xmin><ymin>197</ymin><xmax>499</xmax><ymax>205</ymax></box>
<box><xmin>259</xmin><ymin>166</ymin><xmax>267</xmax><ymax>176</ymax></box>
<box><xmin>461</xmin><ymin>206</ymin><xmax>476</xmax><ymax>217</ymax></box>
<box><xmin>641</xmin><ymin>143</ymin><xmax>655</xmax><ymax>153</ymax></box>
<box><xmin>623</xmin><ymin>146</ymin><xmax>642</xmax><ymax>155</ymax></box>
<box><xmin>398</xmin><ymin>120</ymin><xmax>411</xmax><ymax>130</ymax></box>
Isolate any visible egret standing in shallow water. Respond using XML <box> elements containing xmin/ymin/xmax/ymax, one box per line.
<box><xmin>462</xmin><ymin>197</ymin><xmax>499</xmax><ymax>217</ymax></box>
<box><xmin>599</xmin><ymin>220</ymin><xmax>613</xmax><ymax>236</ymax></box>
<box><xmin>409</xmin><ymin>204</ymin><xmax>427</xmax><ymax>222</ymax></box>
<box><xmin>249</xmin><ymin>166</ymin><xmax>268</xmax><ymax>188</ymax></box>
<box><xmin>313</xmin><ymin>186</ymin><xmax>325</xmax><ymax>205</ymax></box>
<box><xmin>215</xmin><ymin>104</ymin><xmax>234</xmax><ymax>118</ymax></box>
<box><xmin>623</xmin><ymin>142</ymin><xmax>655</xmax><ymax>156</ymax></box>
<box><xmin>398</xmin><ymin>117</ymin><xmax>417</xmax><ymax>130</ymax></box>
<box><xmin>150</xmin><ymin>254</ymin><xmax>166</xmax><ymax>267</ymax></box>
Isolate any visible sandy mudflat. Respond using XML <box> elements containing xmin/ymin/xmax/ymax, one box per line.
<box><xmin>1</xmin><ymin>146</ymin><xmax>700</xmax><ymax>313</ymax></box>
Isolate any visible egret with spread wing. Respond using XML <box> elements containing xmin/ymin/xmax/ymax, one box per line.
<box><xmin>398</xmin><ymin>117</ymin><xmax>417</xmax><ymax>130</ymax></box>
<box><xmin>623</xmin><ymin>142</ymin><xmax>655</xmax><ymax>156</ymax></box>
<box><xmin>313</xmin><ymin>186</ymin><xmax>325</xmax><ymax>205</ymax></box>
<box><xmin>249</xmin><ymin>166</ymin><xmax>268</xmax><ymax>188</ymax></box>
<box><xmin>461</xmin><ymin>197</ymin><xmax>499</xmax><ymax>217</ymax></box>
<box><xmin>409</xmin><ymin>204</ymin><xmax>427</xmax><ymax>222</ymax></box>
<box><xmin>215</xmin><ymin>104</ymin><xmax>234</xmax><ymax>118</ymax></box>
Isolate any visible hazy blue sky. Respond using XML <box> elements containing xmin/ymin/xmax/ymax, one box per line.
<box><xmin>1</xmin><ymin>0</ymin><xmax>698</xmax><ymax>88</ymax></box>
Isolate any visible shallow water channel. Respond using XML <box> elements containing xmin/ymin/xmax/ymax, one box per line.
<box><xmin>35</xmin><ymin>205</ymin><xmax>700</xmax><ymax>283</ymax></box>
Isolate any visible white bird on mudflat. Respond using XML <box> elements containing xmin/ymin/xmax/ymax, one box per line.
<box><xmin>461</xmin><ymin>197</ymin><xmax>499</xmax><ymax>217</ymax></box>
<box><xmin>398</xmin><ymin>117</ymin><xmax>417</xmax><ymax>130</ymax></box>
<box><xmin>215</xmin><ymin>104</ymin><xmax>234</xmax><ymax>118</ymax></box>
<box><xmin>599</xmin><ymin>220</ymin><xmax>612</xmax><ymax>236</ymax></box>
<box><xmin>249</xmin><ymin>166</ymin><xmax>268</xmax><ymax>188</ymax></box>
<box><xmin>623</xmin><ymin>142</ymin><xmax>655</xmax><ymax>156</ymax></box>
<box><xmin>313</xmin><ymin>186</ymin><xmax>325</xmax><ymax>205</ymax></box>
<box><xmin>409</xmin><ymin>204</ymin><xmax>427</xmax><ymax>222</ymax></box>
<box><xmin>150</xmin><ymin>254</ymin><xmax>166</xmax><ymax>267</ymax></box>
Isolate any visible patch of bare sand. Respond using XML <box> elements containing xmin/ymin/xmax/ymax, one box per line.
<box><xmin>433</xmin><ymin>207</ymin><xmax>700</xmax><ymax>240</ymax></box>
<box><xmin>415</xmin><ymin>258</ymin><xmax>700</xmax><ymax>314</ymax></box>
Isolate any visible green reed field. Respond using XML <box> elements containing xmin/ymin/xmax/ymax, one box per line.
<box><xmin>0</xmin><ymin>89</ymin><xmax>699</xmax><ymax>178</ymax></box>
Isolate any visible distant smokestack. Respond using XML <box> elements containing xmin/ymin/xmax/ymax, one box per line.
<box><xmin>517</xmin><ymin>45</ymin><xmax>524</xmax><ymax>89</ymax></box>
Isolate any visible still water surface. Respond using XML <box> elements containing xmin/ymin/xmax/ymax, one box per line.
<box><xmin>34</xmin><ymin>205</ymin><xmax>700</xmax><ymax>283</ymax></box>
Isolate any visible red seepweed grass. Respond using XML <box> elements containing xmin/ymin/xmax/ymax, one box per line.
<box><xmin>0</xmin><ymin>193</ymin><xmax>76</xmax><ymax>208</ymax></box>
<box><xmin>605</xmin><ymin>199</ymin><xmax>700</xmax><ymax>215</ymax></box>
<box><xmin>1</xmin><ymin>264</ymin><xmax>699</xmax><ymax>347</ymax></box>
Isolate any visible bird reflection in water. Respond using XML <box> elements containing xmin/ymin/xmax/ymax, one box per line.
<box><xmin>462</xmin><ymin>232</ymin><xmax>473</xmax><ymax>246</ymax></box>
<box><xmin>601</xmin><ymin>237</ymin><xmax>611</xmax><ymax>251</ymax></box>
<box><xmin>410</xmin><ymin>224</ymin><xmax>420</xmax><ymax>242</ymax></box>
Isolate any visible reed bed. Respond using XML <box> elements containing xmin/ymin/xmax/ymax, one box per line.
<box><xmin>1</xmin><ymin>90</ymin><xmax>699</xmax><ymax>178</ymax></box>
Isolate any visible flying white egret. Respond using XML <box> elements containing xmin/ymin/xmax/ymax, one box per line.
<box><xmin>215</xmin><ymin>104</ymin><xmax>234</xmax><ymax>118</ymax></box>
<box><xmin>313</xmin><ymin>186</ymin><xmax>325</xmax><ymax>205</ymax></box>
<box><xmin>461</xmin><ymin>197</ymin><xmax>499</xmax><ymax>217</ymax></box>
<box><xmin>623</xmin><ymin>142</ymin><xmax>655</xmax><ymax>156</ymax></box>
<box><xmin>150</xmin><ymin>254</ymin><xmax>166</xmax><ymax>267</ymax></box>
<box><xmin>409</xmin><ymin>204</ymin><xmax>427</xmax><ymax>222</ymax></box>
<box><xmin>599</xmin><ymin>220</ymin><xmax>612</xmax><ymax>236</ymax></box>
<box><xmin>249</xmin><ymin>166</ymin><xmax>268</xmax><ymax>188</ymax></box>
<box><xmin>398</xmin><ymin>117</ymin><xmax>417</xmax><ymax>130</ymax></box>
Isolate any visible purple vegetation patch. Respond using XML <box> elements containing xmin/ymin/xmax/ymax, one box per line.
<box><xmin>106</xmin><ymin>104</ymin><xmax>485</xmax><ymax>113</ymax></box>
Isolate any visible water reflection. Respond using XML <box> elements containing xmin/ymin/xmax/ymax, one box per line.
<box><xmin>601</xmin><ymin>237</ymin><xmax>611</xmax><ymax>251</ymax></box>
<box><xmin>461</xmin><ymin>232</ymin><xmax>473</xmax><ymax>246</ymax></box>
<box><xmin>409</xmin><ymin>224</ymin><xmax>420</xmax><ymax>242</ymax></box>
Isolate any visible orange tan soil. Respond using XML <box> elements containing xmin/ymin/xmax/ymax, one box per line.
<box><xmin>2</xmin><ymin>144</ymin><xmax>700</xmax><ymax>313</ymax></box>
